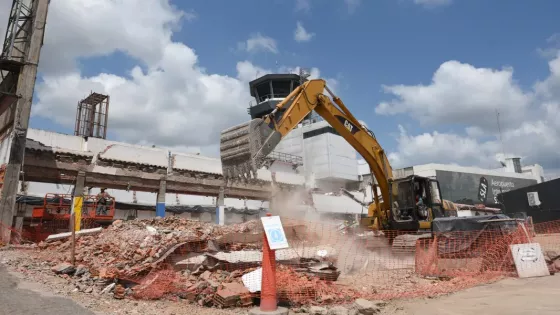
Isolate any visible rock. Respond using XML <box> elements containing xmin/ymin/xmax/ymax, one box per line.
<box><xmin>146</xmin><ymin>226</ymin><xmax>158</xmax><ymax>235</ymax></box>
<box><xmin>207</xmin><ymin>240</ymin><xmax>219</xmax><ymax>252</ymax></box>
<box><xmin>354</xmin><ymin>299</ymin><xmax>381</xmax><ymax>315</ymax></box>
<box><xmin>113</xmin><ymin>284</ymin><xmax>126</xmax><ymax>299</ymax></box>
<box><xmin>348</xmin><ymin>310</ymin><xmax>358</xmax><ymax>315</ymax></box>
<box><xmin>85</xmin><ymin>287</ymin><xmax>93</xmax><ymax>294</ymax></box>
<box><xmin>309</xmin><ymin>306</ymin><xmax>328</xmax><ymax>315</ymax></box>
<box><xmin>101</xmin><ymin>283</ymin><xmax>116</xmax><ymax>295</ymax></box>
<box><xmin>74</xmin><ymin>265</ymin><xmax>89</xmax><ymax>277</ymax></box>
<box><xmin>320</xmin><ymin>294</ymin><xmax>335</xmax><ymax>303</ymax></box>
<box><xmin>545</xmin><ymin>251</ymin><xmax>558</xmax><ymax>260</ymax></box>
<box><xmin>554</xmin><ymin>260</ymin><xmax>560</xmax><ymax>271</ymax></box>
<box><xmin>52</xmin><ymin>263</ymin><xmax>76</xmax><ymax>275</ymax></box>
<box><xmin>328</xmin><ymin>306</ymin><xmax>349</xmax><ymax>315</ymax></box>
<box><xmin>112</xmin><ymin>220</ymin><xmax>123</xmax><ymax>228</ymax></box>
<box><xmin>200</xmin><ymin>270</ymin><xmax>212</xmax><ymax>281</ymax></box>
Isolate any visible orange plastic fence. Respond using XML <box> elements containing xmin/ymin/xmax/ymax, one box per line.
<box><xmin>122</xmin><ymin>217</ymin><xmax>557</xmax><ymax>306</ymax></box>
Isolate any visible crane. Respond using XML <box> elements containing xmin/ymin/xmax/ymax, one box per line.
<box><xmin>220</xmin><ymin>79</ymin><xmax>453</xmax><ymax>250</ymax></box>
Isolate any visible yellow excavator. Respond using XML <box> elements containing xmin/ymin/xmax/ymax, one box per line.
<box><xmin>220</xmin><ymin>79</ymin><xmax>456</xmax><ymax>250</ymax></box>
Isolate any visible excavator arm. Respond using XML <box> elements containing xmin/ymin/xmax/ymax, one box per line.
<box><xmin>220</xmin><ymin>79</ymin><xmax>393</xmax><ymax>226</ymax></box>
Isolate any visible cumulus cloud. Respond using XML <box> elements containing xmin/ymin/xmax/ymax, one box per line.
<box><xmin>380</xmin><ymin>51</ymin><xmax>560</xmax><ymax>174</ymax></box>
<box><xmin>238</xmin><ymin>33</ymin><xmax>278</xmax><ymax>54</ymax></box>
<box><xmin>37</xmin><ymin>0</ymin><xmax>184</xmax><ymax>75</ymax></box>
<box><xmin>376</xmin><ymin>61</ymin><xmax>532</xmax><ymax>132</ymax></box>
<box><xmin>294</xmin><ymin>22</ymin><xmax>315</xmax><ymax>42</ymax></box>
<box><xmin>2</xmin><ymin>0</ymin><xmax>333</xmax><ymax>157</ymax></box>
<box><xmin>0</xmin><ymin>0</ymin><xmax>10</xmax><ymax>42</ymax></box>
<box><xmin>413</xmin><ymin>0</ymin><xmax>452</xmax><ymax>8</ymax></box>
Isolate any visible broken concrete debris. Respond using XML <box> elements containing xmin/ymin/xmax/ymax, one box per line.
<box><xmin>544</xmin><ymin>251</ymin><xmax>560</xmax><ymax>274</ymax></box>
<box><xmin>36</xmin><ymin>217</ymin><xmax>352</xmax><ymax>308</ymax></box>
<box><xmin>52</xmin><ymin>262</ymin><xmax>76</xmax><ymax>275</ymax></box>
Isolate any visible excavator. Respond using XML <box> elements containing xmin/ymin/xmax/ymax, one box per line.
<box><xmin>219</xmin><ymin>79</ymin><xmax>455</xmax><ymax>251</ymax></box>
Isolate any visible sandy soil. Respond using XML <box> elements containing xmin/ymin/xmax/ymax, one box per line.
<box><xmin>381</xmin><ymin>275</ymin><xmax>560</xmax><ymax>315</ymax></box>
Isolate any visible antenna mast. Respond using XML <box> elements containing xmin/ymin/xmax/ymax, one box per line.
<box><xmin>496</xmin><ymin>109</ymin><xmax>506</xmax><ymax>160</ymax></box>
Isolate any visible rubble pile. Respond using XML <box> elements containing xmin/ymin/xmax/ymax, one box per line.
<box><xmin>34</xmin><ymin>217</ymin><xmax>355</xmax><ymax>307</ymax></box>
<box><xmin>545</xmin><ymin>251</ymin><xmax>560</xmax><ymax>274</ymax></box>
<box><xmin>38</xmin><ymin>217</ymin><xmax>262</xmax><ymax>278</ymax></box>
<box><xmin>276</xmin><ymin>266</ymin><xmax>360</xmax><ymax>305</ymax></box>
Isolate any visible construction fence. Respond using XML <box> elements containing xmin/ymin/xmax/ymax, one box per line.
<box><xmin>3</xmin><ymin>215</ymin><xmax>560</xmax><ymax>307</ymax></box>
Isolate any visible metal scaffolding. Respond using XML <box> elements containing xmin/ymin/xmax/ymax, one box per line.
<box><xmin>0</xmin><ymin>0</ymin><xmax>34</xmax><ymax>126</ymax></box>
<box><xmin>74</xmin><ymin>92</ymin><xmax>110</xmax><ymax>139</ymax></box>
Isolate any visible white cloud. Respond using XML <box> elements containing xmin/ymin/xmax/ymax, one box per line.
<box><xmin>345</xmin><ymin>0</ymin><xmax>362</xmax><ymax>13</ymax></box>
<box><xmin>14</xmin><ymin>0</ymin><xmax>337</xmax><ymax>157</ymax></box>
<box><xmin>37</xmin><ymin>0</ymin><xmax>184</xmax><ymax>75</ymax></box>
<box><xmin>0</xmin><ymin>0</ymin><xmax>11</xmax><ymax>44</ymax></box>
<box><xmin>413</xmin><ymin>0</ymin><xmax>452</xmax><ymax>8</ymax></box>
<box><xmin>388</xmin><ymin>125</ymin><xmax>499</xmax><ymax>169</ymax></box>
<box><xmin>376</xmin><ymin>61</ymin><xmax>532</xmax><ymax>131</ymax></box>
<box><xmin>380</xmin><ymin>52</ymin><xmax>560</xmax><ymax>174</ymax></box>
<box><xmin>295</xmin><ymin>0</ymin><xmax>312</xmax><ymax>12</ymax></box>
<box><xmin>19</xmin><ymin>0</ymin><xmax>286</xmax><ymax>157</ymax></box>
<box><xmin>537</xmin><ymin>33</ymin><xmax>560</xmax><ymax>59</ymax></box>
<box><xmin>294</xmin><ymin>22</ymin><xmax>315</xmax><ymax>42</ymax></box>
<box><xmin>238</xmin><ymin>33</ymin><xmax>278</xmax><ymax>54</ymax></box>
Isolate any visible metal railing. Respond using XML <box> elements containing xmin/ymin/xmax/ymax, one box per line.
<box><xmin>264</xmin><ymin>151</ymin><xmax>303</xmax><ymax>166</ymax></box>
<box><xmin>249</xmin><ymin>93</ymin><xmax>290</xmax><ymax>107</ymax></box>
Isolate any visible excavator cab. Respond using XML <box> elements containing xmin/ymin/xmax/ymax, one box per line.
<box><xmin>388</xmin><ymin>175</ymin><xmax>444</xmax><ymax>231</ymax></box>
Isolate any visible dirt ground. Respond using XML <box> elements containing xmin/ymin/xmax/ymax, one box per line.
<box><xmin>381</xmin><ymin>275</ymin><xmax>560</xmax><ymax>315</ymax></box>
<box><xmin>2</xmin><ymin>248</ymin><xmax>560</xmax><ymax>314</ymax></box>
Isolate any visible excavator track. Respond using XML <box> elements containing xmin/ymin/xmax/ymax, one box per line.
<box><xmin>391</xmin><ymin>233</ymin><xmax>432</xmax><ymax>254</ymax></box>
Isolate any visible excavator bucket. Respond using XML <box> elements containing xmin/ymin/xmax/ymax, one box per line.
<box><xmin>220</xmin><ymin>118</ymin><xmax>281</xmax><ymax>181</ymax></box>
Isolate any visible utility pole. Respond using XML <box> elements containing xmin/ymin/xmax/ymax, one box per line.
<box><xmin>0</xmin><ymin>0</ymin><xmax>49</xmax><ymax>243</ymax></box>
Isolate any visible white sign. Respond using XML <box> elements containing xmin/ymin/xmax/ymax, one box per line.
<box><xmin>261</xmin><ymin>215</ymin><xmax>289</xmax><ymax>250</ymax></box>
<box><xmin>527</xmin><ymin>192</ymin><xmax>541</xmax><ymax>207</ymax></box>
<box><xmin>510</xmin><ymin>243</ymin><xmax>550</xmax><ymax>278</ymax></box>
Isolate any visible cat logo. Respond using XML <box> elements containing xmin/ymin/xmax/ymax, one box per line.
<box><xmin>335</xmin><ymin>115</ymin><xmax>359</xmax><ymax>135</ymax></box>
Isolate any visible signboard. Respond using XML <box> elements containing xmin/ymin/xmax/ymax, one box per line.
<box><xmin>261</xmin><ymin>215</ymin><xmax>289</xmax><ymax>250</ymax></box>
<box><xmin>527</xmin><ymin>192</ymin><xmax>542</xmax><ymax>207</ymax></box>
<box><xmin>477</xmin><ymin>176</ymin><xmax>488</xmax><ymax>203</ymax></box>
<box><xmin>436</xmin><ymin>170</ymin><xmax>537</xmax><ymax>205</ymax></box>
<box><xmin>510</xmin><ymin>243</ymin><xmax>550</xmax><ymax>278</ymax></box>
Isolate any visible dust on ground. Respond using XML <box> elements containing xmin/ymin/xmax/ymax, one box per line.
<box><xmin>0</xmin><ymin>249</ymin><xmax>243</xmax><ymax>315</ymax></box>
<box><xmin>380</xmin><ymin>275</ymin><xmax>560</xmax><ymax>315</ymax></box>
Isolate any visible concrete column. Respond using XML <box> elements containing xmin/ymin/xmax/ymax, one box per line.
<box><xmin>71</xmin><ymin>171</ymin><xmax>86</xmax><ymax>232</ymax></box>
<box><xmin>156</xmin><ymin>179</ymin><xmax>166</xmax><ymax>217</ymax></box>
<box><xmin>0</xmin><ymin>0</ymin><xmax>50</xmax><ymax>244</ymax></box>
<box><xmin>216</xmin><ymin>187</ymin><xmax>225</xmax><ymax>225</ymax></box>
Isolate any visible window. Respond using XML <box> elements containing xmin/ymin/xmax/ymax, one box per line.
<box><xmin>430</xmin><ymin>181</ymin><xmax>442</xmax><ymax>204</ymax></box>
<box><xmin>303</xmin><ymin>126</ymin><xmax>340</xmax><ymax>139</ymax></box>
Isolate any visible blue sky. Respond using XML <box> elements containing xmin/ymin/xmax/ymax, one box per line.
<box><xmin>16</xmin><ymin>0</ymin><xmax>560</xmax><ymax>174</ymax></box>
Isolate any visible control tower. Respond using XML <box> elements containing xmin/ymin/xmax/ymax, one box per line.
<box><xmin>247</xmin><ymin>73</ymin><xmax>305</xmax><ymax>119</ymax></box>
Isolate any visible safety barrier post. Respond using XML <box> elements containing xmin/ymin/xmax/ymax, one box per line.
<box><xmin>250</xmin><ymin>213</ymin><xmax>288</xmax><ymax>315</ymax></box>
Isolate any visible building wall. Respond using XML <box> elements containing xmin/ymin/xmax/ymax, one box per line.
<box><xmin>274</xmin><ymin>120</ymin><xmax>359</xmax><ymax>191</ymax></box>
<box><xmin>499</xmin><ymin>178</ymin><xmax>560</xmax><ymax>224</ymax></box>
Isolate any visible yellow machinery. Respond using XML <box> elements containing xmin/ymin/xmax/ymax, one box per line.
<box><xmin>220</xmin><ymin>79</ymin><xmax>453</xmax><ymax>249</ymax></box>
